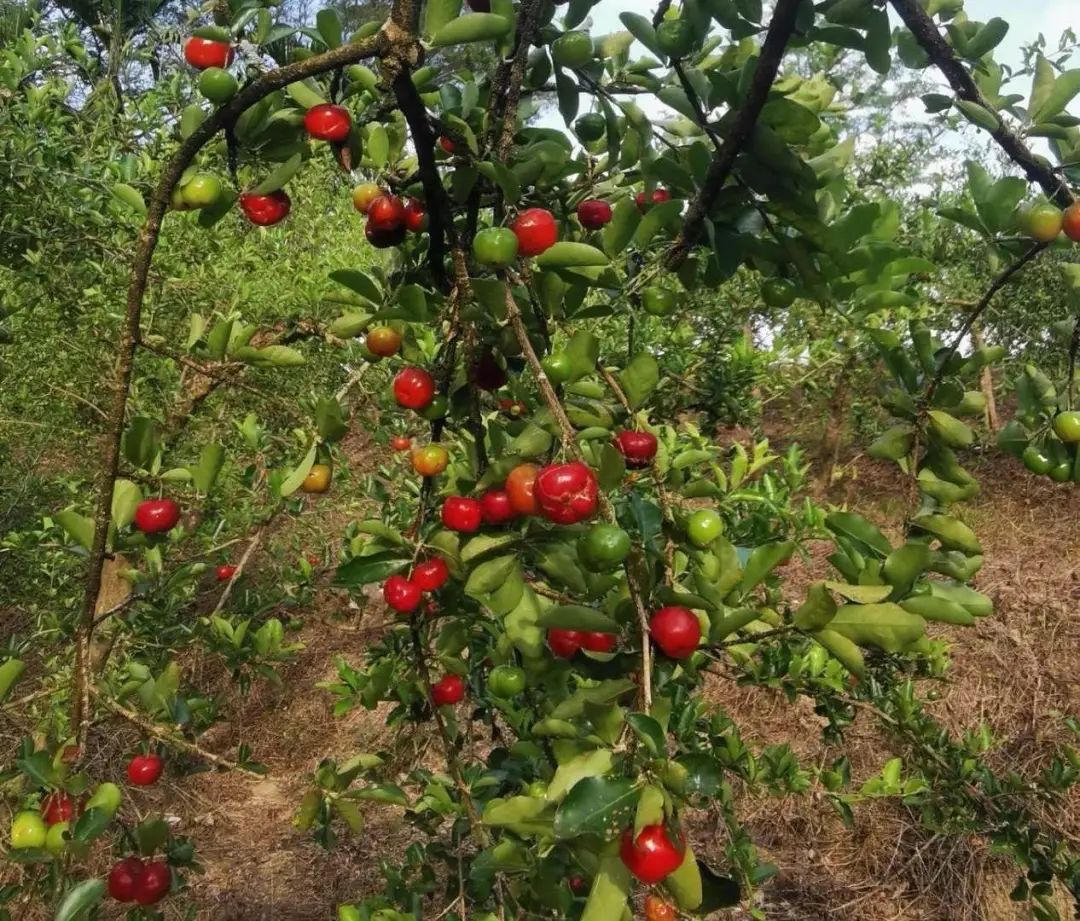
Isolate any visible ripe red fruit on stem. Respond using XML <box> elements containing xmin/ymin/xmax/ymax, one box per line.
<box><xmin>412</xmin><ymin>558</ymin><xmax>449</xmax><ymax>592</ymax></box>
<box><xmin>239</xmin><ymin>190</ymin><xmax>291</xmax><ymax>226</ymax></box>
<box><xmin>126</xmin><ymin>753</ymin><xmax>164</xmax><ymax>786</ymax></box>
<box><xmin>499</xmin><ymin>398</ymin><xmax>528</xmax><ymax>418</ymax></box>
<box><xmin>41</xmin><ymin>792</ymin><xmax>78</xmax><ymax>826</ymax></box>
<box><xmin>403</xmin><ymin>197</ymin><xmax>429</xmax><ymax>232</ymax></box>
<box><xmin>547</xmin><ymin>628</ymin><xmax>583</xmax><ymax>658</ymax></box>
<box><xmin>569</xmin><ymin>874</ymin><xmax>588</xmax><ymax>894</ymax></box>
<box><xmin>368</xmin><ymin>194</ymin><xmax>406</xmax><ymax>231</ymax></box>
<box><xmin>581</xmin><ymin>631</ymin><xmax>617</xmax><ymax>653</ymax></box>
<box><xmin>441</xmin><ymin>496</ymin><xmax>483</xmax><ymax>532</ymax></box>
<box><xmin>108</xmin><ymin>857</ymin><xmax>146</xmax><ymax>902</ymax></box>
<box><xmin>613</xmin><ymin>431</ymin><xmax>658</xmax><ymax>467</ymax></box>
<box><xmin>619</xmin><ymin>824</ymin><xmax>685</xmax><ymax>884</ymax></box>
<box><xmin>365</xmin><ymin>220</ymin><xmax>406</xmax><ymax>248</ymax></box>
<box><xmin>384</xmin><ymin>574</ymin><xmax>423</xmax><ymax>613</ymax></box>
<box><xmin>511</xmin><ymin>208</ymin><xmax>559</xmax><ymax>257</ymax></box>
<box><xmin>439</xmin><ymin>136</ymin><xmax>456</xmax><ymax>154</ymax></box>
<box><xmin>304</xmin><ymin>103</ymin><xmax>351</xmax><ymax>142</ymax></box>
<box><xmin>1064</xmin><ymin>202</ymin><xmax>1080</xmax><ymax>242</ymax></box>
<box><xmin>133</xmin><ymin>860</ymin><xmax>171</xmax><ymax>905</ymax></box>
<box><xmin>366</xmin><ymin>325</ymin><xmax>402</xmax><ymax>357</ymax></box>
<box><xmin>644</xmin><ymin>893</ymin><xmax>677</xmax><ymax>921</ymax></box>
<box><xmin>431</xmin><ymin>674</ymin><xmax>465</xmax><ymax>706</ymax></box>
<box><xmin>506</xmin><ymin>463</ymin><xmax>541</xmax><ymax>516</ymax></box>
<box><xmin>480</xmin><ymin>489</ymin><xmax>515</xmax><ymax>525</ymax></box>
<box><xmin>215</xmin><ymin>564</ymin><xmax>237</xmax><ymax>582</ymax></box>
<box><xmin>183</xmin><ymin>37</ymin><xmax>233</xmax><ymax>69</ymax></box>
<box><xmin>635</xmin><ymin>188</ymin><xmax>671</xmax><ymax>212</ymax></box>
<box><xmin>577</xmin><ymin>199</ymin><xmax>612</xmax><ymax>230</ymax></box>
<box><xmin>393</xmin><ymin>367</ymin><xmax>436</xmax><ymax>410</ymax></box>
<box><xmin>649</xmin><ymin>606</ymin><xmax>701</xmax><ymax>659</ymax></box>
<box><xmin>535</xmin><ymin>462</ymin><xmax>599</xmax><ymax>525</ymax></box>
<box><xmin>391</xmin><ymin>435</ymin><xmax>412</xmax><ymax>451</ymax></box>
<box><xmin>134</xmin><ymin>498</ymin><xmax>180</xmax><ymax>534</ymax></box>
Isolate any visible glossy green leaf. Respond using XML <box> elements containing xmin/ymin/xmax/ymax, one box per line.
<box><xmin>553</xmin><ymin>776</ymin><xmax>638</xmax><ymax>840</ymax></box>
<box><xmin>55</xmin><ymin>878</ymin><xmax>105</xmax><ymax>921</ymax></box>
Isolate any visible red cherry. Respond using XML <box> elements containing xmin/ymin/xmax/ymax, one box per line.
<box><xmin>367</xmin><ymin>194</ymin><xmax>406</xmax><ymax>231</ymax></box>
<box><xmin>41</xmin><ymin>791</ymin><xmax>78</xmax><ymax>826</ymax></box>
<box><xmin>569</xmin><ymin>874</ymin><xmax>588</xmax><ymax>894</ymax></box>
<box><xmin>635</xmin><ymin>188</ymin><xmax>671</xmax><ymax>213</ymax></box>
<box><xmin>619</xmin><ymin>824</ymin><xmax>684</xmax><ymax>884</ymax></box>
<box><xmin>133</xmin><ymin>860</ymin><xmax>171</xmax><ymax>905</ymax></box>
<box><xmin>498</xmin><ymin>398</ymin><xmax>528</xmax><ymax>418</ymax></box>
<box><xmin>239</xmin><ymin>190</ymin><xmax>291</xmax><ymax>226</ymax></box>
<box><xmin>108</xmin><ymin>857</ymin><xmax>145</xmax><ymax>902</ymax></box>
<box><xmin>412</xmin><ymin>558</ymin><xmax>449</xmax><ymax>592</ymax></box>
<box><xmin>439</xmin><ymin>136</ymin><xmax>456</xmax><ymax>154</ymax></box>
<box><xmin>403</xmin><ymin>197</ymin><xmax>429</xmax><ymax>233</ymax></box>
<box><xmin>304</xmin><ymin>103</ymin><xmax>351</xmax><ymax>142</ymax></box>
<box><xmin>480</xmin><ymin>489</ymin><xmax>515</xmax><ymax>525</ymax></box>
<box><xmin>535</xmin><ymin>462</ymin><xmax>599</xmax><ymax>525</ymax></box>
<box><xmin>391</xmin><ymin>435</ymin><xmax>412</xmax><ymax>451</ymax></box>
<box><xmin>511</xmin><ymin>208</ymin><xmax>559</xmax><ymax>257</ymax></box>
<box><xmin>581</xmin><ymin>631</ymin><xmax>617</xmax><ymax>653</ymax></box>
<box><xmin>649</xmin><ymin>606</ymin><xmax>701</xmax><ymax>659</ymax></box>
<box><xmin>441</xmin><ymin>496</ymin><xmax>483</xmax><ymax>533</ymax></box>
<box><xmin>431</xmin><ymin>674</ymin><xmax>465</xmax><ymax>706</ymax></box>
<box><xmin>126</xmin><ymin>752</ymin><xmax>164</xmax><ymax>786</ymax></box>
<box><xmin>547</xmin><ymin>628</ymin><xmax>583</xmax><ymax>659</ymax></box>
<box><xmin>384</xmin><ymin>574</ymin><xmax>423</xmax><ymax>613</ymax></box>
<box><xmin>133</xmin><ymin>498</ymin><xmax>181</xmax><ymax>534</ymax></box>
<box><xmin>215</xmin><ymin>564</ymin><xmax>238</xmax><ymax>582</ymax></box>
<box><xmin>577</xmin><ymin>199</ymin><xmax>612</xmax><ymax>230</ymax></box>
<box><xmin>183</xmin><ymin>36</ymin><xmax>233</xmax><ymax>70</ymax></box>
<box><xmin>365</xmin><ymin>220</ymin><xmax>407</xmax><ymax>248</ymax></box>
<box><xmin>393</xmin><ymin>367</ymin><xmax>436</xmax><ymax>410</ymax></box>
<box><xmin>613</xmin><ymin>431</ymin><xmax>657</xmax><ymax>468</ymax></box>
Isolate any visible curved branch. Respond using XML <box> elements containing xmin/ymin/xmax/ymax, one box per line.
<box><xmin>889</xmin><ymin>0</ymin><xmax>1075</xmax><ymax>208</ymax></box>
<box><xmin>665</xmin><ymin>0</ymin><xmax>801</xmax><ymax>268</ymax></box>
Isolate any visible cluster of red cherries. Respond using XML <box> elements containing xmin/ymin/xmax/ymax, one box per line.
<box><xmin>131</xmin><ymin>498</ymin><xmax>240</xmax><ymax>581</ymax></box>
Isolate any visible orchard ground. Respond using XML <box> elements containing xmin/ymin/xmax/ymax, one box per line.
<box><xmin>5</xmin><ymin>417</ymin><xmax>1077</xmax><ymax>921</ymax></box>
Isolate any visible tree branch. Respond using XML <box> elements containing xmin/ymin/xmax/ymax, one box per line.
<box><xmin>665</xmin><ymin>0</ymin><xmax>801</xmax><ymax>268</ymax></box>
<box><xmin>889</xmin><ymin>0</ymin><xmax>1075</xmax><ymax>208</ymax></box>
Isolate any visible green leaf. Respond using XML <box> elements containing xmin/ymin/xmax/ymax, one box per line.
<box><xmin>71</xmin><ymin>807</ymin><xmax>110</xmax><ymax>843</ymax></box>
<box><xmin>431</xmin><ymin>12</ymin><xmax>511</xmax><ymax>46</ymax></box>
<box><xmin>483</xmin><ymin>796</ymin><xmax>556</xmax><ymax>835</ymax></box>
<box><xmin>335</xmin><ymin>799</ymin><xmax>365</xmax><ymax>833</ymax></box>
<box><xmin>466</xmin><ymin>554</ymin><xmax>519</xmax><ymax>597</ymax></box>
<box><xmin>738</xmin><ymin>541</ymin><xmax>794</xmax><ymax>595</ymax></box>
<box><xmin>955</xmin><ymin>98</ymin><xmax>999</xmax><ymax>132</ymax></box>
<box><xmin>189</xmin><ymin>443</ymin><xmax>225</xmax><ymax>494</ymax></box>
<box><xmin>633</xmin><ymin>199</ymin><xmax>683</xmax><ymax>248</ymax></box>
<box><xmin>582</xmin><ymin>856</ymin><xmax>631</xmax><ymax>921</ymax></box>
<box><xmin>253</xmin><ymin>152</ymin><xmax>303</xmax><ymax>195</ymax></box>
<box><xmin>280</xmin><ymin>441</ymin><xmax>318</xmax><ymax>498</ymax></box>
<box><xmin>351</xmin><ymin>783</ymin><xmax>408</xmax><ymax>806</ymax></box>
<box><xmin>424</xmin><ymin>0</ymin><xmax>462</xmax><ymax>40</ymax></box>
<box><xmin>367</xmin><ymin>124</ymin><xmax>389</xmax><ymax>168</ymax></box>
<box><xmin>536</xmin><ymin>604</ymin><xmax>620</xmax><ymax>633</ymax></box>
<box><xmin>315</xmin><ymin>8</ymin><xmax>342</xmax><ymax>47</ymax></box>
<box><xmin>111</xmin><ymin>183</ymin><xmax>146</xmax><ymax>217</ymax></box>
<box><xmin>57</xmin><ymin>510</ymin><xmax>94</xmax><ymax>551</ymax></box>
<box><xmin>793</xmin><ymin>582</ymin><xmax>837</xmax><ymax>630</ymax></box>
<box><xmin>618</xmin><ymin>352</ymin><xmax>660</xmax><ymax>410</ymax></box>
<box><xmin>553</xmin><ymin>776</ymin><xmax>638</xmax><ymax>840</ymax></box>
<box><xmin>110</xmin><ymin>479</ymin><xmax>142</xmax><ymax>530</ymax></box>
<box><xmin>122</xmin><ymin>417</ymin><xmax>160</xmax><ymax>469</ymax></box>
<box><xmin>285</xmin><ymin>78</ymin><xmax>327</xmax><ymax>109</ymax></box>
<box><xmin>825</xmin><ymin>511</ymin><xmax>892</xmax><ymax>558</ymax></box>
<box><xmin>330</xmin><ymin>269</ymin><xmax>382</xmax><ymax>303</ymax></box>
<box><xmin>626</xmin><ymin>713</ymin><xmax>666</xmax><ymax>757</ymax></box>
<box><xmin>334</xmin><ymin>551</ymin><xmax>408</xmax><ymax>586</ymax></box>
<box><xmin>602</xmin><ymin>197</ymin><xmax>641</xmax><ymax>256</ymax></box>
<box><xmin>619</xmin><ymin>12</ymin><xmax>663</xmax><ymax>58</ymax></box>
<box><xmin>633</xmin><ymin>783</ymin><xmax>665</xmax><ymax>834</ymax></box>
<box><xmin>535</xmin><ymin>242</ymin><xmax>610</xmax><ymax>268</ymax></box>
<box><xmin>233</xmin><ymin>345</ymin><xmax>306</xmax><ymax>368</ymax></box>
<box><xmin>548</xmin><ymin>749</ymin><xmax>613</xmax><ymax>801</ymax></box>
<box><xmin>823</xmin><ymin>581</ymin><xmax>892</xmax><ymax>604</ymax></box>
<box><xmin>0</xmin><ymin>658</ymin><xmax>25</xmax><ymax>704</ymax></box>
<box><xmin>828</xmin><ymin>603</ymin><xmax>927</xmax><ymax>652</ymax></box>
<box><xmin>55</xmin><ymin>878</ymin><xmax>105</xmax><ymax>921</ymax></box>
<box><xmin>461</xmin><ymin>532</ymin><xmax>518</xmax><ymax>564</ymax></box>
<box><xmin>665</xmin><ymin>845</ymin><xmax>704</xmax><ymax>911</ymax></box>
<box><xmin>1032</xmin><ymin>69</ymin><xmax>1080</xmax><ymax>122</ymax></box>
<box><xmin>134</xmin><ymin>817</ymin><xmax>169</xmax><ymax>855</ymax></box>
<box><xmin>963</xmin><ymin>17</ymin><xmax>1008</xmax><ymax>59</ymax></box>
<box><xmin>315</xmin><ymin>397</ymin><xmax>348</xmax><ymax>442</ymax></box>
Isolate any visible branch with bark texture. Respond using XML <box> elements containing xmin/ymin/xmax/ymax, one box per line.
<box><xmin>665</xmin><ymin>0</ymin><xmax>802</xmax><ymax>267</ymax></box>
<box><xmin>889</xmin><ymin>0</ymin><xmax>1075</xmax><ymax>208</ymax></box>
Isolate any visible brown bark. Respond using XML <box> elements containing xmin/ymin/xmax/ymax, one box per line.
<box><xmin>815</xmin><ymin>367</ymin><xmax>850</xmax><ymax>497</ymax></box>
<box><xmin>971</xmin><ymin>326</ymin><xmax>999</xmax><ymax>432</ymax></box>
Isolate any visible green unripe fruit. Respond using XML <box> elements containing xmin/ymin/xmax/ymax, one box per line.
<box><xmin>473</xmin><ymin>227</ymin><xmax>520</xmax><ymax>267</ymax></box>
<box><xmin>574</xmin><ymin>112</ymin><xmax>606</xmax><ymax>143</ymax></box>
<box><xmin>198</xmin><ymin>67</ymin><xmax>239</xmax><ymax>104</ymax></box>
<box><xmin>761</xmin><ymin>278</ymin><xmax>796</xmax><ymax>308</ymax></box>
<box><xmin>527</xmin><ymin>780</ymin><xmax>548</xmax><ymax>798</ymax></box>
<box><xmin>488</xmin><ymin>664</ymin><xmax>527</xmax><ymax>697</ymax></box>
<box><xmin>551</xmin><ymin>31</ymin><xmax>594</xmax><ymax>69</ymax></box>
<box><xmin>579</xmin><ymin>523</ymin><xmax>631</xmax><ymax>571</ymax></box>
<box><xmin>420</xmin><ymin>394</ymin><xmax>448</xmax><ymax>421</ymax></box>
<box><xmin>86</xmin><ymin>782</ymin><xmax>122</xmax><ymax>818</ymax></box>
<box><xmin>1050</xmin><ymin>462</ymin><xmax>1072</xmax><ymax>483</ymax></box>
<box><xmin>642</xmin><ymin>287</ymin><xmax>677</xmax><ymax>317</ymax></box>
<box><xmin>686</xmin><ymin>509</ymin><xmax>723</xmax><ymax>548</ymax></box>
<box><xmin>1052</xmin><ymin>411</ymin><xmax>1080</xmax><ymax>444</ymax></box>
<box><xmin>45</xmin><ymin>821</ymin><xmax>70</xmax><ymax>855</ymax></box>
<box><xmin>1021</xmin><ymin>444</ymin><xmax>1053</xmax><ymax>475</ymax></box>
<box><xmin>1021</xmin><ymin>202</ymin><xmax>1063</xmax><ymax>242</ymax></box>
<box><xmin>181</xmin><ymin>173</ymin><xmax>223</xmax><ymax>209</ymax></box>
<box><xmin>656</xmin><ymin>19</ymin><xmax>694</xmax><ymax>58</ymax></box>
<box><xmin>541</xmin><ymin>352</ymin><xmax>572</xmax><ymax>385</ymax></box>
<box><xmin>10</xmin><ymin>811</ymin><xmax>47</xmax><ymax>849</ymax></box>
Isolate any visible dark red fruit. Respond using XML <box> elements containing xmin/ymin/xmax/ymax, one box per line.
<box><xmin>127</xmin><ymin>753</ymin><xmax>164</xmax><ymax>786</ymax></box>
<box><xmin>108</xmin><ymin>857</ymin><xmax>145</xmax><ymax>902</ymax></box>
<box><xmin>403</xmin><ymin>197</ymin><xmax>429</xmax><ymax>232</ymax></box>
<box><xmin>183</xmin><ymin>37</ymin><xmax>233</xmax><ymax>70</ymax></box>
<box><xmin>393</xmin><ymin>367</ymin><xmax>436</xmax><ymax>410</ymax></box>
<box><xmin>535</xmin><ymin>462</ymin><xmax>599</xmax><ymax>525</ymax></box>
<box><xmin>441</xmin><ymin>496</ymin><xmax>483</xmax><ymax>532</ymax></box>
<box><xmin>384</xmin><ymin>574</ymin><xmax>423</xmax><ymax>613</ymax></box>
<box><xmin>215</xmin><ymin>564</ymin><xmax>238</xmax><ymax>582</ymax></box>
<box><xmin>412</xmin><ymin>558</ymin><xmax>449</xmax><ymax>592</ymax></box>
<box><xmin>649</xmin><ymin>606</ymin><xmax>701</xmax><ymax>659</ymax></box>
<box><xmin>365</xmin><ymin>220</ymin><xmax>407</xmax><ymax>248</ymax></box>
<box><xmin>304</xmin><ymin>103</ymin><xmax>351</xmax><ymax>141</ymax></box>
<box><xmin>239</xmin><ymin>190</ymin><xmax>291</xmax><ymax>226</ymax></box>
<box><xmin>470</xmin><ymin>350</ymin><xmax>508</xmax><ymax>391</ymax></box>
<box><xmin>133</xmin><ymin>498</ymin><xmax>181</xmax><ymax>534</ymax></box>
<box><xmin>581</xmin><ymin>632</ymin><xmax>617</xmax><ymax>653</ymax></box>
<box><xmin>498</xmin><ymin>398</ymin><xmax>528</xmax><ymax>418</ymax></box>
<box><xmin>480</xmin><ymin>489</ymin><xmax>515</xmax><ymax>525</ymax></box>
<box><xmin>368</xmin><ymin>194</ymin><xmax>406</xmax><ymax>231</ymax></box>
<box><xmin>613</xmin><ymin>431</ymin><xmax>657</xmax><ymax>468</ymax></box>
<box><xmin>547</xmin><ymin>628</ymin><xmax>583</xmax><ymax>659</ymax></box>
<box><xmin>511</xmin><ymin>208</ymin><xmax>559</xmax><ymax>257</ymax></box>
<box><xmin>577</xmin><ymin>199</ymin><xmax>612</xmax><ymax>230</ymax></box>
<box><xmin>569</xmin><ymin>874</ymin><xmax>588</xmax><ymax>894</ymax></box>
<box><xmin>431</xmin><ymin>674</ymin><xmax>465</xmax><ymax>706</ymax></box>
<box><xmin>439</xmin><ymin>136</ymin><xmax>456</xmax><ymax>154</ymax></box>
<box><xmin>635</xmin><ymin>188</ymin><xmax>672</xmax><ymax>212</ymax></box>
<box><xmin>133</xmin><ymin>860</ymin><xmax>171</xmax><ymax>905</ymax></box>
<box><xmin>41</xmin><ymin>792</ymin><xmax>78</xmax><ymax>826</ymax></box>
<box><xmin>619</xmin><ymin>824</ymin><xmax>684</xmax><ymax>884</ymax></box>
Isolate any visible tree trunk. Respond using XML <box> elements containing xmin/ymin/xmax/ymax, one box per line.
<box><xmin>814</xmin><ymin>365</ymin><xmax>850</xmax><ymax>496</ymax></box>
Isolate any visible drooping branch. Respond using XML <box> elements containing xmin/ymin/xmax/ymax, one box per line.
<box><xmin>889</xmin><ymin>0</ymin><xmax>1075</xmax><ymax>208</ymax></box>
<box><xmin>665</xmin><ymin>0</ymin><xmax>801</xmax><ymax>268</ymax></box>
<box><xmin>71</xmin><ymin>31</ymin><xmax>392</xmax><ymax>748</ymax></box>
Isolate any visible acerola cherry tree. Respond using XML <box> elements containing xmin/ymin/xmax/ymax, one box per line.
<box><xmin>8</xmin><ymin>0</ymin><xmax>1080</xmax><ymax>918</ymax></box>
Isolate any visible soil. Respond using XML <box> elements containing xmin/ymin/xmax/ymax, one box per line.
<box><xmin>6</xmin><ymin>432</ymin><xmax>1080</xmax><ymax>921</ymax></box>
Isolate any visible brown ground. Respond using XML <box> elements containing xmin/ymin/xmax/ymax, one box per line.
<box><xmin>6</xmin><ymin>434</ymin><xmax>1080</xmax><ymax>920</ymax></box>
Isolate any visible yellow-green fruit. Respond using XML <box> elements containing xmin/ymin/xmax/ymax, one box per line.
<box><xmin>551</xmin><ymin>31</ymin><xmax>594</xmax><ymax>69</ymax></box>
<box><xmin>656</xmin><ymin>19</ymin><xmax>694</xmax><ymax>58</ymax></box>
<box><xmin>1052</xmin><ymin>411</ymin><xmax>1080</xmax><ymax>443</ymax></box>
<box><xmin>1021</xmin><ymin>203</ymin><xmax>1063</xmax><ymax>242</ymax></box>
<box><xmin>642</xmin><ymin>287</ymin><xmax>677</xmax><ymax>316</ymax></box>
<box><xmin>86</xmin><ymin>781</ymin><xmax>122</xmax><ymax>818</ymax></box>
<box><xmin>10</xmin><ymin>811</ymin><xmax>47</xmax><ymax>849</ymax></box>
<box><xmin>45</xmin><ymin>821</ymin><xmax>70</xmax><ymax>855</ymax></box>
<box><xmin>197</xmin><ymin>67</ymin><xmax>238</xmax><ymax>104</ymax></box>
<box><xmin>181</xmin><ymin>173</ymin><xmax>223</xmax><ymax>209</ymax></box>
